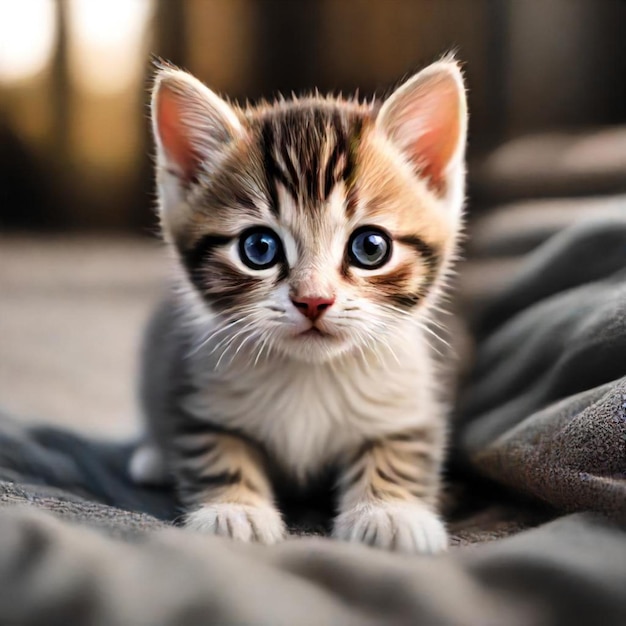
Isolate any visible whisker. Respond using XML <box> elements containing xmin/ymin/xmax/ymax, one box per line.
<box><xmin>215</xmin><ymin>326</ymin><xmax>257</xmax><ymax>369</ymax></box>
<box><xmin>377</xmin><ymin>334</ymin><xmax>401</xmax><ymax>366</ymax></box>
<box><xmin>253</xmin><ymin>332</ymin><xmax>273</xmax><ymax>367</ymax></box>
<box><xmin>185</xmin><ymin>316</ymin><xmax>250</xmax><ymax>358</ymax></box>
<box><xmin>428</xmin><ymin>304</ymin><xmax>453</xmax><ymax>316</ymax></box>
<box><xmin>415</xmin><ymin>322</ymin><xmax>452</xmax><ymax>350</ymax></box>
<box><xmin>229</xmin><ymin>327</ymin><xmax>263</xmax><ymax>364</ymax></box>
<box><xmin>208</xmin><ymin>316</ymin><xmax>258</xmax><ymax>355</ymax></box>
<box><xmin>376</xmin><ymin>303</ymin><xmax>453</xmax><ymax>356</ymax></box>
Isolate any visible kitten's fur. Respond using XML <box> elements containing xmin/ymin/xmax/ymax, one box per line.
<box><xmin>130</xmin><ymin>58</ymin><xmax>467</xmax><ymax>553</ymax></box>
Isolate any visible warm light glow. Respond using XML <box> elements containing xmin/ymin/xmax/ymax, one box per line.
<box><xmin>0</xmin><ymin>0</ymin><xmax>56</xmax><ymax>83</ymax></box>
<box><xmin>68</xmin><ymin>0</ymin><xmax>154</xmax><ymax>94</ymax></box>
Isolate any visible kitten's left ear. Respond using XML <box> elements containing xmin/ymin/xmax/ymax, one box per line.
<box><xmin>151</xmin><ymin>65</ymin><xmax>245</xmax><ymax>238</ymax></box>
<box><xmin>152</xmin><ymin>65</ymin><xmax>243</xmax><ymax>184</ymax></box>
<box><xmin>376</xmin><ymin>59</ymin><xmax>467</xmax><ymax>198</ymax></box>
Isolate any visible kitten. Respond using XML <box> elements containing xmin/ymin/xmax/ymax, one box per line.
<box><xmin>130</xmin><ymin>58</ymin><xmax>467</xmax><ymax>554</ymax></box>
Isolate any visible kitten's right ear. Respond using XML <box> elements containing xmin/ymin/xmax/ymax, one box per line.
<box><xmin>376</xmin><ymin>60</ymin><xmax>467</xmax><ymax>203</ymax></box>
<box><xmin>151</xmin><ymin>66</ymin><xmax>243</xmax><ymax>184</ymax></box>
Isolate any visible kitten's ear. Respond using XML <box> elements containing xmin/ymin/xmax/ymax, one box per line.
<box><xmin>376</xmin><ymin>60</ymin><xmax>467</xmax><ymax>197</ymax></box>
<box><xmin>151</xmin><ymin>66</ymin><xmax>243</xmax><ymax>183</ymax></box>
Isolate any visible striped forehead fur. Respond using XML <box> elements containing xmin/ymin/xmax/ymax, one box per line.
<box><xmin>178</xmin><ymin>96</ymin><xmax>369</xmax><ymax>241</ymax></box>
<box><xmin>248</xmin><ymin>98</ymin><xmax>369</xmax><ymax>209</ymax></box>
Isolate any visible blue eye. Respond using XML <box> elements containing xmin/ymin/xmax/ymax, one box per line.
<box><xmin>239</xmin><ymin>228</ymin><xmax>283</xmax><ymax>269</ymax></box>
<box><xmin>349</xmin><ymin>227</ymin><xmax>392</xmax><ymax>269</ymax></box>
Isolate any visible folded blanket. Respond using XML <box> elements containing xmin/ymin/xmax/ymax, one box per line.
<box><xmin>456</xmin><ymin>215</ymin><xmax>626</xmax><ymax>525</ymax></box>
<box><xmin>0</xmin><ymin>508</ymin><xmax>623</xmax><ymax>626</ymax></box>
<box><xmin>1</xmin><ymin>159</ymin><xmax>626</xmax><ymax>623</ymax></box>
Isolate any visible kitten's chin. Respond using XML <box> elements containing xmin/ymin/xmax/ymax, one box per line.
<box><xmin>275</xmin><ymin>332</ymin><xmax>355</xmax><ymax>364</ymax></box>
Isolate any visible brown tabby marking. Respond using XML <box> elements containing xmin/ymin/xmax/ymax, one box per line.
<box><xmin>175</xmin><ymin>432</ymin><xmax>274</xmax><ymax>508</ymax></box>
<box><xmin>338</xmin><ymin>430</ymin><xmax>442</xmax><ymax>509</ymax></box>
<box><xmin>177</xmin><ymin>101</ymin><xmax>449</xmax><ymax>317</ymax></box>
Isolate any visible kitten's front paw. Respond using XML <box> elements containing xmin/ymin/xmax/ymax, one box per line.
<box><xmin>185</xmin><ymin>502</ymin><xmax>286</xmax><ymax>545</ymax></box>
<box><xmin>333</xmin><ymin>501</ymin><xmax>448</xmax><ymax>554</ymax></box>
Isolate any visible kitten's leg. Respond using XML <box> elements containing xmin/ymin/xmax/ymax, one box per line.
<box><xmin>333</xmin><ymin>428</ymin><xmax>447</xmax><ymax>554</ymax></box>
<box><xmin>175</xmin><ymin>430</ymin><xmax>286</xmax><ymax>545</ymax></box>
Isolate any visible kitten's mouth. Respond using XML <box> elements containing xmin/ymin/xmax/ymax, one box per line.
<box><xmin>282</xmin><ymin>325</ymin><xmax>348</xmax><ymax>361</ymax></box>
<box><xmin>300</xmin><ymin>327</ymin><xmax>327</xmax><ymax>337</ymax></box>
<box><xmin>297</xmin><ymin>326</ymin><xmax>337</xmax><ymax>340</ymax></box>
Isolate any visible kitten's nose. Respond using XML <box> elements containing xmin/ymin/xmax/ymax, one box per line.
<box><xmin>290</xmin><ymin>296</ymin><xmax>335</xmax><ymax>321</ymax></box>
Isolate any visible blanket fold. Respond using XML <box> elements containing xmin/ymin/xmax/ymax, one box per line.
<box><xmin>456</xmin><ymin>216</ymin><xmax>626</xmax><ymax>524</ymax></box>
<box><xmin>0</xmin><ymin>507</ymin><xmax>623</xmax><ymax>626</ymax></box>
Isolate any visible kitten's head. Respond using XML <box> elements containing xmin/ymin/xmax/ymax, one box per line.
<box><xmin>151</xmin><ymin>59</ymin><xmax>467</xmax><ymax>364</ymax></box>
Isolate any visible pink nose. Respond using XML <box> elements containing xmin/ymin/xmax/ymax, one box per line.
<box><xmin>290</xmin><ymin>296</ymin><xmax>335</xmax><ymax>321</ymax></box>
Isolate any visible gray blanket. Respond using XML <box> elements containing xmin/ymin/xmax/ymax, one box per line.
<box><xmin>1</xmin><ymin>185</ymin><xmax>626</xmax><ymax>622</ymax></box>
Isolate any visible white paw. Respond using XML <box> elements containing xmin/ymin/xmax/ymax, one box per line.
<box><xmin>129</xmin><ymin>444</ymin><xmax>168</xmax><ymax>486</ymax></box>
<box><xmin>185</xmin><ymin>503</ymin><xmax>286</xmax><ymax>545</ymax></box>
<box><xmin>333</xmin><ymin>502</ymin><xmax>448</xmax><ymax>554</ymax></box>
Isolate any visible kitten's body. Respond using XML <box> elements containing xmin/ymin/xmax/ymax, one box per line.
<box><xmin>132</xmin><ymin>59</ymin><xmax>467</xmax><ymax>553</ymax></box>
<box><xmin>139</xmin><ymin>296</ymin><xmax>443</xmax><ymax>481</ymax></box>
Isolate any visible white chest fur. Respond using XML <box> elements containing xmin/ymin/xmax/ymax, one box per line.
<box><xmin>182</xmin><ymin>327</ymin><xmax>440</xmax><ymax>482</ymax></box>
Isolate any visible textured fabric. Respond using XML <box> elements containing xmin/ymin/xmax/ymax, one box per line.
<box><xmin>0</xmin><ymin>508</ymin><xmax>623</xmax><ymax>626</ymax></box>
<box><xmin>456</xmin><ymin>217</ymin><xmax>626</xmax><ymax>524</ymax></box>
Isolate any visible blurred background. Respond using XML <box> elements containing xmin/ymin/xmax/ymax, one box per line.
<box><xmin>1</xmin><ymin>0</ymin><xmax>626</xmax><ymax>436</ymax></box>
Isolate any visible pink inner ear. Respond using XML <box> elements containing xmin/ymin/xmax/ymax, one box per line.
<box><xmin>386</xmin><ymin>73</ymin><xmax>463</xmax><ymax>195</ymax></box>
<box><xmin>412</xmin><ymin>85</ymin><xmax>460</xmax><ymax>193</ymax></box>
<box><xmin>156</xmin><ymin>87</ymin><xmax>199</xmax><ymax>181</ymax></box>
